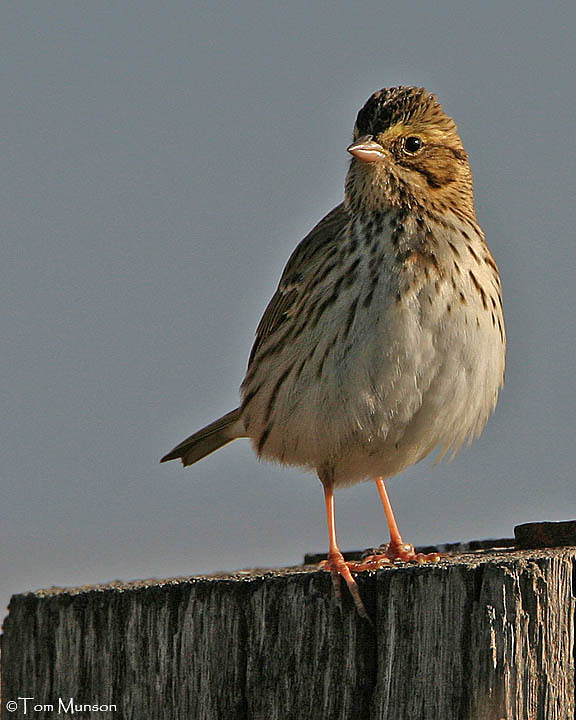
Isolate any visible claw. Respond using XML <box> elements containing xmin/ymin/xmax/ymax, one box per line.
<box><xmin>320</xmin><ymin>551</ymin><xmax>371</xmax><ymax>620</ymax></box>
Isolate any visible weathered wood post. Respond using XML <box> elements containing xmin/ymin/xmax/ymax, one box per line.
<box><xmin>2</xmin><ymin>527</ymin><xmax>575</xmax><ymax>719</ymax></box>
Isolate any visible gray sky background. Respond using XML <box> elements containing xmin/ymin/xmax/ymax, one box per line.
<box><xmin>2</xmin><ymin>2</ymin><xmax>575</xmax><ymax>615</ymax></box>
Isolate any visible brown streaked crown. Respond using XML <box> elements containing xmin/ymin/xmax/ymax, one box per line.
<box><xmin>354</xmin><ymin>86</ymin><xmax>457</xmax><ymax>140</ymax></box>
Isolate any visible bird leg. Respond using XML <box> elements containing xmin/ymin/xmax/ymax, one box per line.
<box><xmin>317</xmin><ymin>473</ymin><xmax>441</xmax><ymax>616</ymax></box>
<box><xmin>357</xmin><ymin>476</ymin><xmax>442</xmax><ymax>568</ymax></box>
<box><xmin>318</xmin><ymin>473</ymin><xmax>371</xmax><ymax>618</ymax></box>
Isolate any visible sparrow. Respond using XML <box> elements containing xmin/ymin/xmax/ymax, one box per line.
<box><xmin>161</xmin><ymin>86</ymin><xmax>506</xmax><ymax>618</ymax></box>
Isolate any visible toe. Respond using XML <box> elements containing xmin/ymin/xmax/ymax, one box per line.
<box><xmin>353</xmin><ymin>554</ymin><xmax>393</xmax><ymax>571</ymax></box>
<box><xmin>320</xmin><ymin>553</ymin><xmax>370</xmax><ymax>619</ymax></box>
<box><xmin>386</xmin><ymin>542</ymin><xmax>444</xmax><ymax>564</ymax></box>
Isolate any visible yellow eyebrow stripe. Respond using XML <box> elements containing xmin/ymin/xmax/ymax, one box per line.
<box><xmin>379</xmin><ymin>121</ymin><xmax>447</xmax><ymax>144</ymax></box>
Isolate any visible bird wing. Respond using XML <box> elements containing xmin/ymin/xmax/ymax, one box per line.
<box><xmin>247</xmin><ymin>202</ymin><xmax>349</xmax><ymax>367</ymax></box>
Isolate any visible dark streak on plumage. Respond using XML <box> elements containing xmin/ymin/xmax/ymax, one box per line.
<box><xmin>363</xmin><ymin>217</ymin><xmax>375</xmax><ymax>234</ymax></box>
<box><xmin>348</xmin><ymin>257</ymin><xmax>361</xmax><ymax>276</ymax></box>
<box><xmin>293</xmin><ymin>357</ymin><xmax>307</xmax><ymax>383</ymax></box>
<box><xmin>264</xmin><ymin>365</ymin><xmax>293</xmax><ymax>423</ymax></box>
<box><xmin>343</xmin><ymin>297</ymin><xmax>359</xmax><ymax>339</ymax></box>
<box><xmin>257</xmin><ymin>426</ymin><xmax>271</xmax><ymax>455</ymax></box>
<box><xmin>448</xmin><ymin>240</ymin><xmax>460</xmax><ymax>257</ymax></box>
<box><xmin>484</xmin><ymin>255</ymin><xmax>499</xmax><ymax>273</ymax></box>
<box><xmin>391</xmin><ymin>225</ymin><xmax>404</xmax><ymax>248</ymax></box>
<box><xmin>316</xmin><ymin>334</ymin><xmax>339</xmax><ymax>379</ymax></box>
<box><xmin>241</xmin><ymin>383</ymin><xmax>263</xmax><ymax>414</ymax></box>
<box><xmin>469</xmin><ymin>269</ymin><xmax>487</xmax><ymax>310</ymax></box>
<box><xmin>374</xmin><ymin>210</ymin><xmax>387</xmax><ymax>234</ymax></box>
<box><xmin>467</xmin><ymin>245</ymin><xmax>481</xmax><ymax>264</ymax></box>
<box><xmin>363</xmin><ymin>289</ymin><xmax>374</xmax><ymax>309</ymax></box>
<box><xmin>312</xmin><ymin>293</ymin><xmax>338</xmax><ymax>328</ymax></box>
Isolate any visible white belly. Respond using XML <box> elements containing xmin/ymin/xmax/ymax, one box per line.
<box><xmin>242</xmin><ymin>224</ymin><xmax>506</xmax><ymax>487</ymax></box>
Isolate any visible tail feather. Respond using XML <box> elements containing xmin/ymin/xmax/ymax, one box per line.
<box><xmin>161</xmin><ymin>407</ymin><xmax>243</xmax><ymax>466</ymax></box>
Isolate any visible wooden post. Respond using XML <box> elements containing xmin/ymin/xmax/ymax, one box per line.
<box><xmin>1</xmin><ymin>545</ymin><xmax>575</xmax><ymax>719</ymax></box>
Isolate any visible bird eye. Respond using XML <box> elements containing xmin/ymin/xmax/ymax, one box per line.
<box><xmin>404</xmin><ymin>136</ymin><xmax>423</xmax><ymax>154</ymax></box>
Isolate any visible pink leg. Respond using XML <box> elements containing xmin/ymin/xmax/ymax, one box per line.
<box><xmin>318</xmin><ymin>475</ymin><xmax>370</xmax><ymax>618</ymax></box>
<box><xmin>357</xmin><ymin>477</ymin><xmax>442</xmax><ymax>566</ymax></box>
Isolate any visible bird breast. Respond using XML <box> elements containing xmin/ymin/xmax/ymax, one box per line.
<box><xmin>242</xmin><ymin>211</ymin><xmax>505</xmax><ymax>486</ymax></box>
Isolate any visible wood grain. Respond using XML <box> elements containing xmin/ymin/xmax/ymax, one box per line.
<box><xmin>2</xmin><ymin>547</ymin><xmax>575</xmax><ymax>719</ymax></box>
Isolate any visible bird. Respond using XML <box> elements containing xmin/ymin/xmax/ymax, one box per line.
<box><xmin>161</xmin><ymin>86</ymin><xmax>506</xmax><ymax>618</ymax></box>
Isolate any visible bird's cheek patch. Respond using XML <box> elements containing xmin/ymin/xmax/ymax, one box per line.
<box><xmin>410</xmin><ymin>151</ymin><xmax>459</xmax><ymax>189</ymax></box>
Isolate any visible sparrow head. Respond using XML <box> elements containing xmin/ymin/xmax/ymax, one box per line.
<box><xmin>345</xmin><ymin>86</ymin><xmax>475</xmax><ymax>217</ymax></box>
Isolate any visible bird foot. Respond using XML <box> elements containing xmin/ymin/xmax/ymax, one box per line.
<box><xmin>361</xmin><ymin>542</ymin><xmax>444</xmax><ymax>565</ymax></box>
<box><xmin>319</xmin><ymin>544</ymin><xmax>444</xmax><ymax>618</ymax></box>
<box><xmin>319</xmin><ymin>551</ymin><xmax>371</xmax><ymax>619</ymax></box>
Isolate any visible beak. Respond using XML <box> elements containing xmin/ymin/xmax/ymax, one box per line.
<box><xmin>347</xmin><ymin>135</ymin><xmax>386</xmax><ymax>163</ymax></box>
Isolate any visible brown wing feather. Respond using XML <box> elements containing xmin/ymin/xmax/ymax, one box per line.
<box><xmin>248</xmin><ymin>203</ymin><xmax>349</xmax><ymax>366</ymax></box>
